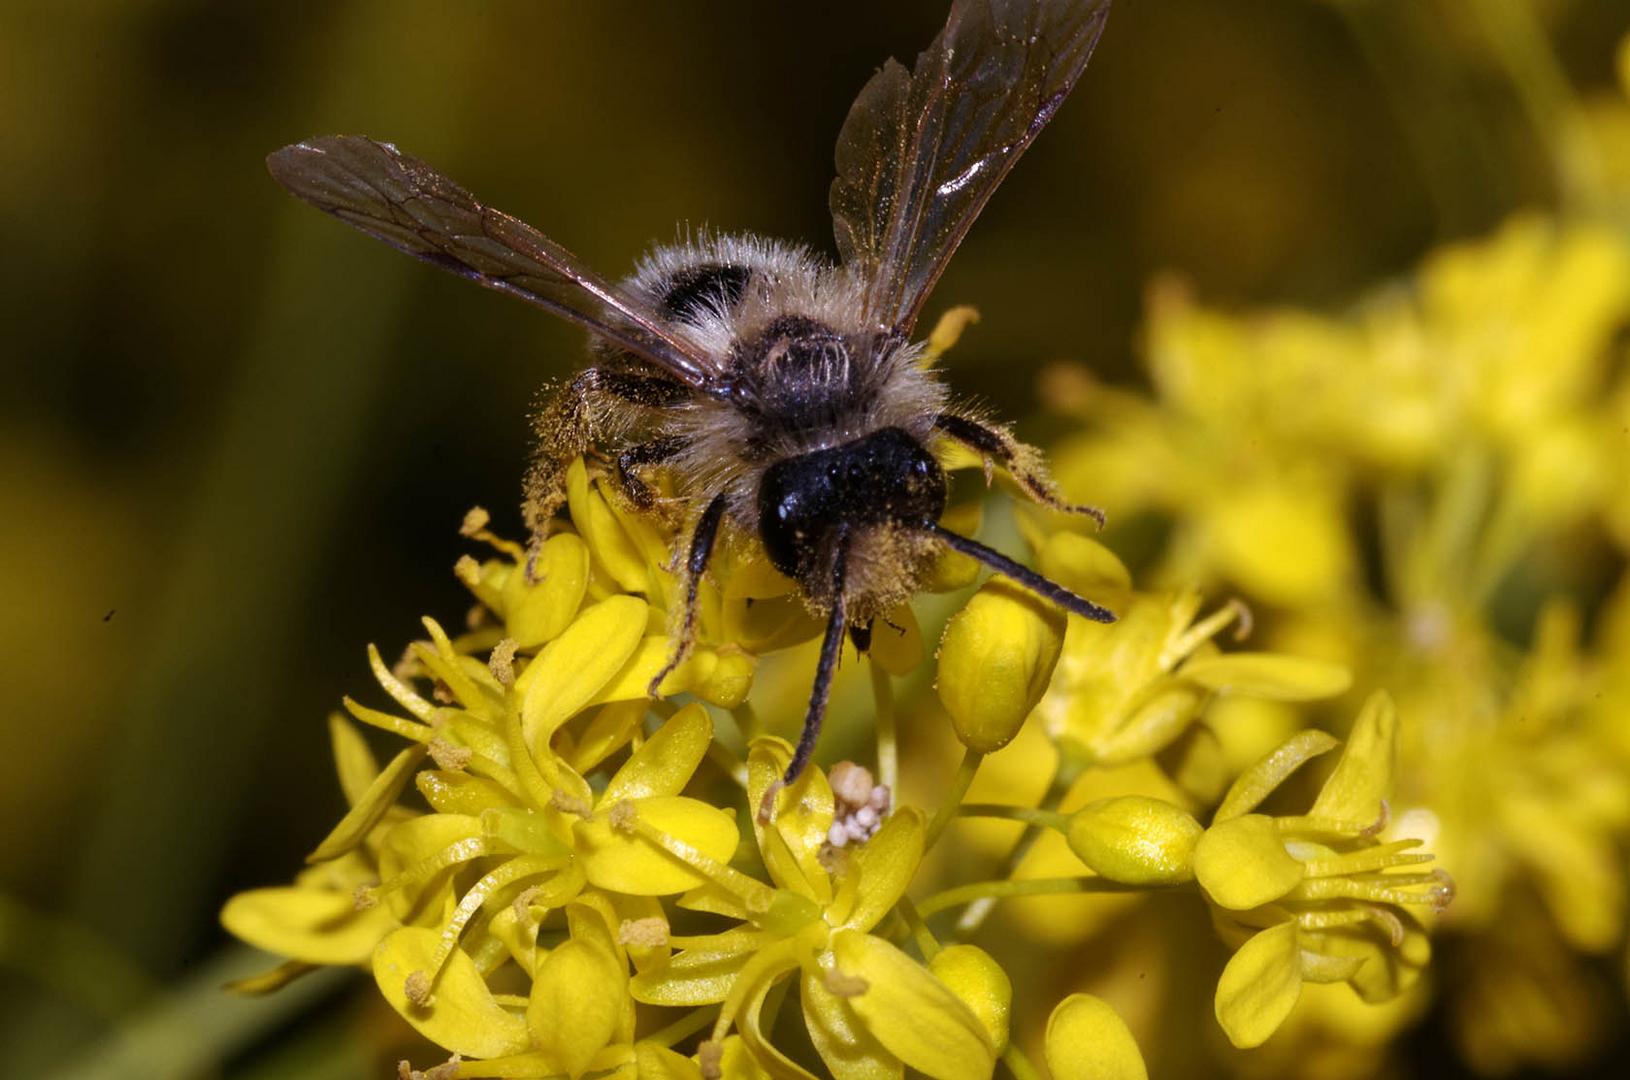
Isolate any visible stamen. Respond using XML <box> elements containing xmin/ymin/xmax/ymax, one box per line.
<box><xmin>488</xmin><ymin>637</ymin><xmax>518</xmax><ymax>688</ymax></box>
<box><xmin>428</xmin><ymin>738</ymin><xmax>472</xmax><ymax>772</ymax></box>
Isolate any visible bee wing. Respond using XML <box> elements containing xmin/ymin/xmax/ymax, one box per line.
<box><xmin>267</xmin><ymin>135</ymin><xmax>719</xmax><ymax>390</ymax></box>
<box><xmin>830</xmin><ymin>0</ymin><xmax>1111</xmax><ymax>336</ymax></box>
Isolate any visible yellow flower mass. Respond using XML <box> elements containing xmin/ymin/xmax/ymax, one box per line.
<box><xmin>221</xmin><ymin>31</ymin><xmax>1630</xmax><ymax>1077</ymax></box>
<box><xmin>223</xmin><ymin>299</ymin><xmax>1457</xmax><ymax>1077</ymax></box>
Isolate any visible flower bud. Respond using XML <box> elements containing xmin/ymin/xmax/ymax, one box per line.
<box><xmin>929</xmin><ymin>945</ymin><xmax>1012</xmax><ymax>1054</ymax></box>
<box><xmin>1066</xmin><ymin>796</ymin><xmax>1202</xmax><ymax>885</ymax></box>
<box><xmin>936</xmin><ymin>579</ymin><xmax>1066</xmax><ymax>753</ymax></box>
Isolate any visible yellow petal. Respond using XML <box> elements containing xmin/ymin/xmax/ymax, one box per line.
<box><xmin>800</xmin><ymin>969</ymin><xmax>903</xmax><ymax>1080</ymax></box>
<box><xmin>567</xmin><ymin>458</ymin><xmax>649</xmax><ymax>592</ymax></box>
<box><xmin>1214</xmin><ymin>922</ymin><xmax>1303</xmax><ymax>1048</ymax></box>
<box><xmin>629</xmin><ymin>931</ymin><xmax>759</xmax><ymax>1006</ymax></box>
<box><xmin>929</xmin><ymin>946</ymin><xmax>1012</xmax><ymax>1055</ymax></box>
<box><xmin>605</xmin><ymin>703</ymin><xmax>712</xmax><ymax>801</ymax></box>
<box><xmin>1179</xmin><ymin>652</ymin><xmax>1351</xmax><ymax>700</ymax></box>
<box><xmin>921</xmin><ymin>503</ymin><xmax>984</xmax><ymax>592</ymax></box>
<box><xmin>1214</xmin><ymin>730</ymin><xmax>1339</xmax><ymax>822</ymax></box>
<box><xmin>830</xmin><ymin>930</ymin><xmax>994</xmax><ymax>1080</ymax></box>
<box><xmin>1065</xmin><ymin>796</ymin><xmax>1201</xmax><ymax>885</ymax></box>
<box><xmin>748</xmin><ymin>739</ymin><xmax>835</xmax><ymax>902</ymax></box>
<box><xmin>839</xmin><ymin>808</ymin><xmax>925</xmax><ymax>933</ymax></box>
<box><xmin>221</xmin><ymin>886</ymin><xmax>396</xmax><ymax>966</ymax></box>
<box><xmin>306</xmin><ymin>743</ymin><xmax>428</xmax><ymax>863</ymax></box>
<box><xmin>570</xmin><ymin>700</ymin><xmax>649</xmax><ymax>773</ymax></box>
<box><xmin>527</xmin><ymin>939</ymin><xmax>625</xmax><ymax>1078</ymax></box>
<box><xmin>635</xmin><ymin>1042</ymin><xmax>705</xmax><ymax>1080</ymax></box>
<box><xmin>1193</xmin><ymin>815</ymin><xmax>1305</xmax><ymax>909</ymax></box>
<box><xmin>519</xmin><ymin>595</ymin><xmax>649</xmax><ymax>749</ymax></box>
<box><xmin>574</xmin><ymin>796</ymin><xmax>741</xmax><ymax>895</ymax></box>
<box><xmin>1308</xmin><ymin>691</ymin><xmax>1396</xmax><ymax>825</ymax></box>
<box><xmin>416</xmin><ymin>769</ymin><xmax>524</xmax><ymax>816</ymax></box>
<box><xmin>1038</xmin><ymin>531</ymin><xmax>1133</xmax><ymax>598</ymax></box>
<box><xmin>372</xmin><ymin>926</ymin><xmax>529</xmax><ymax>1059</ymax></box>
<box><xmin>328</xmin><ymin>712</ymin><xmax>380</xmax><ymax>806</ymax></box>
<box><xmin>506</xmin><ymin>533</ymin><xmax>591</xmax><ymax>648</ymax></box>
<box><xmin>936</xmin><ymin>579</ymin><xmax>1066</xmax><ymax>754</ymax></box>
<box><xmin>1044</xmin><ymin>993</ymin><xmax>1148</xmax><ymax>1080</ymax></box>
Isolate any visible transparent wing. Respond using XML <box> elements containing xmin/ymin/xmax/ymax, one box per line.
<box><xmin>830</xmin><ymin>0</ymin><xmax>1111</xmax><ymax>335</ymax></box>
<box><xmin>267</xmin><ymin>135</ymin><xmax>718</xmax><ymax>389</ymax></box>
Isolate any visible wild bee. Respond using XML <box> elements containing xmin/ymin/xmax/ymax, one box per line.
<box><xmin>268</xmin><ymin>0</ymin><xmax>1116</xmax><ymax>807</ymax></box>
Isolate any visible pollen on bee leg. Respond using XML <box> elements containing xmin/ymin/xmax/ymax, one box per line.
<box><xmin>353</xmin><ymin>884</ymin><xmax>379</xmax><ymax>911</ymax></box>
<box><xmin>826</xmin><ymin>761</ymin><xmax>891</xmax><ymax>848</ymax></box>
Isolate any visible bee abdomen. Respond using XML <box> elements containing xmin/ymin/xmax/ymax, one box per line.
<box><xmin>658</xmin><ymin>262</ymin><xmax>751</xmax><ymax>325</ymax></box>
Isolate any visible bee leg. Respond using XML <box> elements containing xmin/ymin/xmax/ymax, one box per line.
<box><xmin>933</xmin><ymin>412</ymin><xmax>1106</xmax><ymax>528</ymax></box>
<box><xmin>523</xmin><ymin>369</ymin><xmax>689</xmax><ymax>577</ymax></box>
<box><xmin>647</xmin><ymin>492</ymin><xmax>728</xmax><ymax>697</ymax></box>
<box><xmin>616</xmin><ymin>436</ymin><xmax>690</xmax><ymax>511</ymax></box>
<box><xmin>847</xmin><ymin>620</ymin><xmax>873</xmax><ymax>654</ymax></box>
<box><xmin>760</xmin><ymin>530</ymin><xmax>851</xmax><ymax>823</ymax></box>
<box><xmin>924</xmin><ymin>520</ymin><xmax>1116</xmax><ymax>623</ymax></box>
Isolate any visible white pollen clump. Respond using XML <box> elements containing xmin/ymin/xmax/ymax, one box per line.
<box><xmin>826</xmin><ymin>761</ymin><xmax>892</xmax><ymax>848</ymax></box>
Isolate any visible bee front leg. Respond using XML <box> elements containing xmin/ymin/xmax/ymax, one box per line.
<box><xmin>616</xmin><ymin>436</ymin><xmax>690</xmax><ymax>511</ymax></box>
<box><xmin>932</xmin><ymin>412</ymin><xmax>1106</xmax><ymax>529</ymax></box>
<box><xmin>647</xmin><ymin>492</ymin><xmax>728</xmax><ymax>697</ymax></box>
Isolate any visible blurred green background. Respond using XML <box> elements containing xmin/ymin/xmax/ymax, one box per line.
<box><xmin>4</xmin><ymin>0</ymin><xmax>1627</xmax><ymax>1076</ymax></box>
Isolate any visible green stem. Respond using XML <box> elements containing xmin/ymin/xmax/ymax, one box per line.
<box><xmin>895</xmin><ymin>897</ymin><xmax>942</xmax><ymax>961</ymax></box>
<box><xmin>954</xmin><ymin>755</ymin><xmax>1081</xmax><ymax>937</ymax></box>
<box><xmin>925</xmin><ymin>747</ymin><xmax>985</xmax><ymax>850</ymax></box>
<box><xmin>645</xmin><ymin>1004</ymin><xmax>720</xmax><ymax>1049</ymax></box>
<box><xmin>1003</xmin><ymin>1043</ymin><xmax>1046</xmax><ymax>1080</ymax></box>
<box><xmin>958</xmin><ymin>803</ymin><xmax>1070</xmax><ymax>831</ymax></box>
<box><xmin>920</xmin><ymin>876</ymin><xmax>1143</xmax><ymax>920</ymax></box>
<box><xmin>1467</xmin><ymin>0</ymin><xmax>1604</xmax><ymax>209</ymax></box>
<box><xmin>870</xmin><ymin>660</ymin><xmax>899</xmax><ymax>791</ymax></box>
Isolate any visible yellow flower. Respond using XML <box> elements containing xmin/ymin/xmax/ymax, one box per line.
<box><xmin>222</xmin><ymin>435</ymin><xmax>1420</xmax><ymax>1078</ymax></box>
<box><xmin>631</xmin><ymin>743</ymin><xmax>997</xmax><ymax>1080</ymax></box>
<box><xmin>1033</xmin><ymin>533</ymin><xmax>1351</xmax><ymax>769</ymax></box>
<box><xmin>1196</xmin><ymin>693</ymin><xmax>1452</xmax><ymax>1048</ymax></box>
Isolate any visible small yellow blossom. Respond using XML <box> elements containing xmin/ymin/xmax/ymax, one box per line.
<box><xmin>1197</xmin><ymin>693</ymin><xmax>1452</xmax><ymax>1048</ymax></box>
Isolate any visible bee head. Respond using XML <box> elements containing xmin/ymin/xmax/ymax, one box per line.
<box><xmin>756</xmin><ymin>427</ymin><xmax>946</xmax><ymax>614</ymax></box>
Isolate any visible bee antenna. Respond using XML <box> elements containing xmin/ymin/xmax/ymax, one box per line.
<box><xmin>923</xmin><ymin>521</ymin><xmax>1115</xmax><ymax>624</ymax></box>
<box><xmin>766</xmin><ymin>528</ymin><xmax>852</xmax><ymax>821</ymax></box>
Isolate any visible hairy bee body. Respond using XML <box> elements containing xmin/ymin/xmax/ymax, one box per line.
<box><xmin>267</xmin><ymin>0</ymin><xmax>1118</xmax><ymax>799</ymax></box>
<box><xmin>596</xmin><ymin>236</ymin><xmax>949</xmax><ymax>619</ymax></box>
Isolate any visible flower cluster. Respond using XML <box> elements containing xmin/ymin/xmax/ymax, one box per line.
<box><xmin>1037</xmin><ymin>67</ymin><xmax>1630</xmax><ymax>1070</ymax></box>
<box><xmin>221</xmin><ymin>318</ymin><xmax>1450</xmax><ymax>1077</ymax></box>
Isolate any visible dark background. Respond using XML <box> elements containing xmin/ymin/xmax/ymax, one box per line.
<box><xmin>3</xmin><ymin>0</ymin><xmax>1625</xmax><ymax>1075</ymax></box>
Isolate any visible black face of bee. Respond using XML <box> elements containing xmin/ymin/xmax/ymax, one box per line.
<box><xmin>658</xmin><ymin>262</ymin><xmax>751</xmax><ymax>325</ymax></box>
<box><xmin>757</xmin><ymin>426</ymin><xmax>947</xmax><ymax>586</ymax></box>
